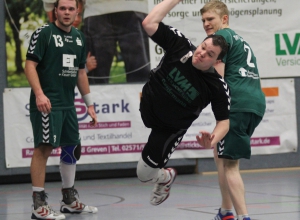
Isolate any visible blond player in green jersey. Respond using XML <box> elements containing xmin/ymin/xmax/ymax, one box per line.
<box><xmin>200</xmin><ymin>1</ymin><xmax>266</xmax><ymax>220</ymax></box>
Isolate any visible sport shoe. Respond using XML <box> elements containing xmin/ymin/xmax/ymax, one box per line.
<box><xmin>213</xmin><ymin>208</ymin><xmax>235</xmax><ymax>220</ymax></box>
<box><xmin>150</xmin><ymin>168</ymin><xmax>177</xmax><ymax>206</ymax></box>
<box><xmin>31</xmin><ymin>191</ymin><xmax>65</xmax><ymax>220</ymax></box>
<box><xmin>31</xmin><ymin>205</ymin><xmax>66</xmax><ymax>220</ymax></box>
<box><xmin>60</xmin><ymin>186</ymin><xmax>98</xmax><ymax>214</ymax></box>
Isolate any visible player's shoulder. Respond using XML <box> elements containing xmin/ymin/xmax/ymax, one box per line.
<box><xmin>33</xmin><ymin>23</ymin><xmax>51</xmax><ymax>34</ymax></box>
<box><xmin>71</xmin><ymin>26</ymin><xmax>84</xmax><ymax>36</ymax></box>
<box><xmin>216</xmin><ymin>28</ymin><xmax>235</xmax><ymax>37</ymax></box>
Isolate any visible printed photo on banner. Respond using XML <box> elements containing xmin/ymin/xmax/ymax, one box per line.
<box><xmin>148</xmin><ymin>0</ymin><xmax>300</xmax><ymax>78</ymax></box>
<box><xmin>5</xmin><ymin>0</ymin><xmax>150</xmax><ymax>87</ymax></box>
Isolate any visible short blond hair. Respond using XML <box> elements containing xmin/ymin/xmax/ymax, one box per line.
<box><xmin>200</xmin><ymin>0</ymin><xmax>229</xmax><ymax>18</ymax></box>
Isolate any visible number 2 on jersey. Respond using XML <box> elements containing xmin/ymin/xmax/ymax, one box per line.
<box><xmin>244</xmin><ymin>44</ymin><xmax>255</xmax><ymax>68</ymax></box>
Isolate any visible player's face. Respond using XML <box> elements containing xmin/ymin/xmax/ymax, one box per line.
<box><xmin>201</xmin><ymin>10</ymin><xmax>224</xmax><ymax>36</ymax></box>
<box><xmin>55</xmin><ymin>0</ymin><xmax>78</xmax><ymax>31</ymax></box>
<box><xmin>192</xmin><ymin>38</ymin><xmax>221</xmax><ymax>71</ymax></box>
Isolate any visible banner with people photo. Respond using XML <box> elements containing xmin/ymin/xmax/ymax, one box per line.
<box><xmin>4</xmin><ymin>0</ymin><xmax>300</xmax><ymax>88</ymax></box>
<box><xmin>148</xmin><ymin>0</ymin><xmax>300</xmax><ymax>78</ymax></box>
<box><xmin>3</xmin><ymin>79</ymin><xmax>297</xmax><ymax>168</ymax></box>
<box><xmin>5</xmin><ymin>0</ymin><xmax>150</xmax><ymax>87</ymax></box>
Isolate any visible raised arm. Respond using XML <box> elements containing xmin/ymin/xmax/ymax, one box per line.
<box><xmin>142</xmin><ymin>0</ymin><xmax>182</xmax><ymax>36</ymax></box>
<box><xmin>214</xmin><ymin>61</ymin><xmax>225</xmax><ymax>78</ymax></box>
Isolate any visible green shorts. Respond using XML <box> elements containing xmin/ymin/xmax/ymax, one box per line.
<box><xmin>217</xmin><ymin>112</ymin><xmax>262</xmax><ymax>160</ymax></box>
<box><xmin>30</xmin><ymin>108</ymin><xmax>80</xmax><ymax>148</ymax></box>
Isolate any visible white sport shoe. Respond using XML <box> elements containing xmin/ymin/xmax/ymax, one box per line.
<box><xmin>60</xmin><ymin>186</ymin><xmax>98</xmax><ymax>214</ymax></box>
<box><xmin>31</xmin><ymin>191</ymin><xmax>65</xmax><ymax>220</ymax></box>
<box><xmin>60</xmin><ymin>200</ymin><xmax>98</xmax><ymax>214</ymax></box>
<box><xmin>150</xmin><ymin>168</ymin><xmax>177</xmax><ymax>206</ymax></box>
<box><xmin>31</xmin><ymin>205</ymin><xmax>66</xmax><ymax>220</ymax></box>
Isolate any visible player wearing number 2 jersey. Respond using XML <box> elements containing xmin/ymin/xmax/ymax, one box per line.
<box><xmin>201</xmin><ymin>1</ymin><xmax>266</xmax><ymax>220</ymax></box>
<box><xmin>214</xmin><ymin>28</ymin><xmax>265</xmax><ymax>116</ymax></box>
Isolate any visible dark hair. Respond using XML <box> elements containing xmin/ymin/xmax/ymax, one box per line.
<box><xmin>204</xmin><ymin>35</ymin><xmax>228</xmax><ymax>60</ymax></box>
<box><xmin>54</xmin><ymin>0</ymin><xmax>79</xmax><ymax>8</ymax></box>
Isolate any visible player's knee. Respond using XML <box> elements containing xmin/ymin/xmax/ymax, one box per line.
<box><xmin>136</xmin><ymin>157</ymin><xmax>159</xmax><ymax>182</ymax></box>
<box><xmin>60</xmin><ymin>144</ymin><xmax>81</xmax><ymax>165</ymax></box>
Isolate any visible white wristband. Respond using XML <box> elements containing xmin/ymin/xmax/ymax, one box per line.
<box><xmin>85</xmin><ymin>64</ymin><xmax>89</xmax><ymax>73</ymax></box>
<box><xmin>83</xmin><ymin>93</ymin><xmax>93</xmax><ymax>107</ymax></box>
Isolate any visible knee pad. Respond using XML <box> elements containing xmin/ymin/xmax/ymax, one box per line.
<box><xmin>60</xmin><ymin>144</ymin><xmax>81</xmax><ymax>165</ymax></box>
<box><xmin>136</xmin><ymin>157</ymin><xmax>161</xmax><ymax>182</ymax></box>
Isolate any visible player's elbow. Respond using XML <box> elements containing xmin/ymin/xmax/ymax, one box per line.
<box><xmin>142</xmin><ymin>17</ymin><xmax>157</xmax><ymax>37</ymax></box>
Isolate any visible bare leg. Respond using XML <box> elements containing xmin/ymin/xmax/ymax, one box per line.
<box><xmin>30</xmin><ymin>144</ymin><xmax>53</xmax><ymax>187</ymax></box>
<box><xmin>214</xmin><ymin>147</ymin><xmax>233</xmax><ymax>210</ymax></box>
<box><xmin>223</xmin><ymin>159</ymin><xmax>248</xmax><ymax>215</ymax></box>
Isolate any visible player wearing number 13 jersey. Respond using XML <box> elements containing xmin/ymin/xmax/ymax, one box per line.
<box><xmin>26</xmin><ymin>22</ymin><xmax>86</xmax><ymax>111</ymax></box>
<box><xmin>24</xmin><ymin>1</ymin><xmax>98</xmax><ymax>219</ymax></box>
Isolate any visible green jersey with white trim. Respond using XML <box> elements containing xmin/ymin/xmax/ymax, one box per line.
<box><xmin>215</xmin><ymin>28</ymin><xmax>265</xmax><ymax>117</ymax></box>
<box><xmin>26</xmin><ymin>22</ymin><xmax>86</xmax><ymax>111</ymax></box>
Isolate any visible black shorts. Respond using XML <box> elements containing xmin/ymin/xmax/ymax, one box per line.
<box><xmin>142</xmin><ymin>128</ymin><xmax>187</xmax><ymax>169</ymax></box>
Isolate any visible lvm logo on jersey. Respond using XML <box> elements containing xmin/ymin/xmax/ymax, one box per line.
<box><xmin>275</xmin><ymin>33</ymin><xmax>300</xmax><ymax>66</ymax></box>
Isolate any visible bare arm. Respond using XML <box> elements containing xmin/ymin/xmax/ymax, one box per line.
<box><xmin>24</xmin><ymin>60</ymin><xmax>51</xmax><ymax>113</ymax></box>
<box><xmin>142</xmin><ymin>0</ymin><xmax>182</xmax><ymax>36</ymax></box>
<box><xmin>77</xmin><ymin>68</ymin><xmax>91</xmax><ymax>96</ymax></box>
<box><xmin>214</xmin><ymin>61</ymin><xmax>225</xmax><ymax>78</ymax></box>
<box><xmin>196</xmin><ymin>119</ymin><xmax>229</xmax><ymax>149</ymax></box>
<box><xmin>77</xmin><ymin>68</ymin><xmax>98</xmax><ymax>125</ymax></box>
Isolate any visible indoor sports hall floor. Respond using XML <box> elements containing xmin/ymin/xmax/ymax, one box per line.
<box><xmin>1</xmin><ymin>168</ymin><xmax>300</xmax><ymax>220</ymax></box>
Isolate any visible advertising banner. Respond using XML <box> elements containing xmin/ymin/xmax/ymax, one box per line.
<box><xmin>4</xmin><ymin>79</ymin><xmax>297</xmax><ymax>168</ymax></box>
<box><xmin>148</xmin><ymin>0</ymin><xmax>300</xmax><ymax>78</ymax></box>
<box><xmin>4</xmin><ymin>0</ymin><xmax>300</xmax><ymax>88</ymax></box>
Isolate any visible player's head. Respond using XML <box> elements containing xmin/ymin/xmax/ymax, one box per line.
<box><xmin>54</xmin><ymin>0</ymin><xmax>79</xmax><ymax>30</ymax></box>
<box><xmin>192</xmin><ymin>35</ymin><xmax>228</xmax><ymax>71</ymax></box>
<box><xmin>200</xmin><ymin>0</ymin><xmax>229</xmax><ymax>36</ymax></box>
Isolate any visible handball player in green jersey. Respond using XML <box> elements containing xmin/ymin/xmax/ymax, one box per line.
<box><xmin>25</xmin><ymin>0</ymin><xmax>98</xmax><ymax>219</ymax></box>
<box><xmin>200</xmin><ymin>1</ymin><xmax>266</xmax><ymax>220</ymax></box>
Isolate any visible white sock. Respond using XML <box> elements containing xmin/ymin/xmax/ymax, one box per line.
<box><xmin>60</xmin><ymin>162</ymin><xmax>76</xmax><ymax>188</ymax></box>
<box><xmin>221</xmin><ymin>208</ymin><xmax>233</xmax><ymax>215</ymax></box>
<box><xmin>32</xmin><ymin>186</ymin><xmax>44</xmax><ymax>192</ymax></box>
<box><xmin>152</xmin><ymin>168</ymin><xmax>170</xmax><ymax>183</ymax></box>
<box><xmin>158</xmin><ymin>169</ymin><xmax>171</xmax><ymax>184</ymax></box>
<box><xmin>237</xmin><ymin>214</ymin><xmax>249</xmax><ymax>220</ymax></box>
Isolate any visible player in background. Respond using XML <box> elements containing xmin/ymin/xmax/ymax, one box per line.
<box><xmin>200</xmin><ymin>1</ymin><xmax>266</xmax><ymax>220</ymax></box>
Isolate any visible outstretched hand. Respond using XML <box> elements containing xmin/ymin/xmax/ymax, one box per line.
<box><xmin>196</xmin><ymin>131</ymin><xmax>215</xmax><ymax>149</ymax></box>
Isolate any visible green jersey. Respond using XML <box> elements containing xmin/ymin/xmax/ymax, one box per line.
<box><xmin>26</xmin><ymin>23</ymin><xmax>86</xmax><ymax>111</ymax></box>
<box><xmin>215</xmin><ymin>28</ymin><xmax>266</xmax><ymax>117</ymax></box>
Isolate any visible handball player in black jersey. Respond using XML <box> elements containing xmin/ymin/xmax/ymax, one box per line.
<box><xmin>136</xmin><ymin>0</ymin><xmax>230</xmax><ymax>206</ymax></box>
